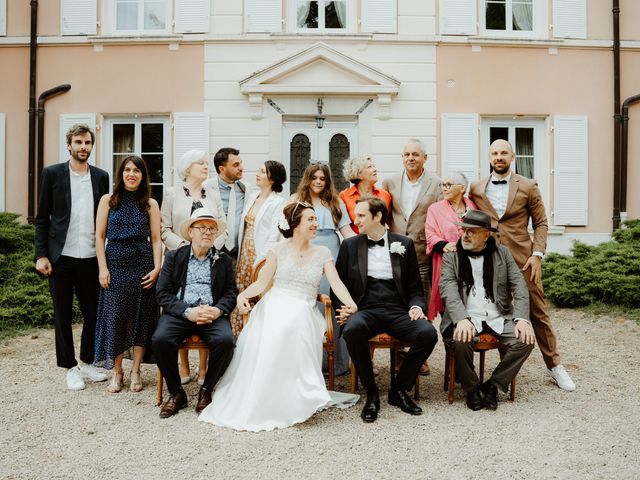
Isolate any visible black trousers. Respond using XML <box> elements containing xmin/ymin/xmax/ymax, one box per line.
<box><xmin>49</xmin><ymin>256</ymin><xmax>100</xmax><ymax>369</ymax></box>
<box><xmin>342</xmin><ymin>305</ymin><xmax>438</xmax><ymax>395</ymax></box>
<box><xmin>152</xmin><ymin>313</ymin><xmax>234</xmax><ymax>395</ymax></box>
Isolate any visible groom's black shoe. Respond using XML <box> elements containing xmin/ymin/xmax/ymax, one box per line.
<box><xmin>388</xmin><ymin>388</ymin><xmax>422</xmax><ymax>415</ymax></box>
<box><xmin>465</xmin><ymin>386</ymin><xmax>485</xmax><ymax>411</ymax></box>
<box><xmin>361</xmin><ymin>391</ymin><xmax>380</xmax><ymax>423</ymax></box>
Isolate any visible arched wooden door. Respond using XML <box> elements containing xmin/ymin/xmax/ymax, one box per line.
<box><xmin>329</xmin><ymin>133</ymin><xmax>350</xmax><ymax>192</ymax></box>
<box><xmin>289</xmin><ymin>133</ymin><xmax>311</xmax><ymax>194</ymax></box>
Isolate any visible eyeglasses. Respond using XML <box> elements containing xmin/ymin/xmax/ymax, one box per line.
<box><xmin>440</xmin><ymin>182</ymin><xmax>460</xmax><ymax>189</ymax></box>
<box><xmin>193</xmin><ymin>226</ymin><xmax>217</xmax><ymax>234</ymax></box>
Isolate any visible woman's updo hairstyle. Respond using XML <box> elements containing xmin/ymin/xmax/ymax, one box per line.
<box><xmin>264</xmin><ymin>160</ymin><xmax>287</xmax><ymax>193</ymax></box>
<box><xmin>278</xmin><ymin>202</ymin><xmax>314</xmax><ymax>239</ymax></box>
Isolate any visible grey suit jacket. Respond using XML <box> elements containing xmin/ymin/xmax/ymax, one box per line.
<box><xmin>383</xmin><ymin>171</ymin><xmax>442</xmax><ymax>266</ymax></box>
<box><xmin>438</xmin><ymin>244</ymin><xmax>529</xmax><ymax>336</ymax></box>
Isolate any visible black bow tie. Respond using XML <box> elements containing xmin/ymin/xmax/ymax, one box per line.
<box><xmin>367</xmin><ymin>238</ymin><xmax>385</xmax><ymax>248</ymax></box>
<box><xmin>491</xmin><ymin>179</ymin><xmax>508</xmax><ymax>185</ymax></box>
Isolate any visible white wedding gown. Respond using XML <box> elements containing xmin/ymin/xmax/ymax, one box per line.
<box><xmin>198</xmin><ymin>241</ymin><xmax>359</xmax><ymax>432</ymax></box>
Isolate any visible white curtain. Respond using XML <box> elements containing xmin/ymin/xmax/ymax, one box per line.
<box><xmin>515</xmin><ymin>128</ymin><xmax>534</xmax><ymax>178</ymax></box>
<box><xmin>333</xmin><ymin>0</ymin><xmax>346</xmax><ymax>28</ymax></box>
<box><xmin>512</xmin><ymin>0</ymin><xmax>533</xmax><ymax>31</ymax></box>
<box><xmin>297</xmin><ymin>0</ymin><xmax>313</xmax><ymax>28</ymax></box>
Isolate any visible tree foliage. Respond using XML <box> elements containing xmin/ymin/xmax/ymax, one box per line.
<box><xmin>542</xmin><ymin>219</ymin><xmax>640</xmax><ymax>308</ymax></box>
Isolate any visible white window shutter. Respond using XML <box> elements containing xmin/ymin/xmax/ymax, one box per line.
<box><xmin>554</xmin><ymin>115</ymin><xmax>588</xmax><ymax>225</ymax></box>
<box><xmin>361</xmin><ymin>0</ymin><xmax>397</xmax><ymax>34</ymax></box>
<box><xmin>173</xmin><ymin>112</ymin><xmax>209</xmax><ymax>185</ymax></box>
<box><xmin>441</xmin><ymin>113</ymin><xmax>479</xmax><ymax>183</ymax></box>
<box><xmin>60</xmin><ymin>0</ymin><xmax>97</xmax><ymax>35</ymax></box>
<box><xmin>553</xmin><ymin>0</ymin><xmax>586</xmax><ymax>39</ymax></box>
<box><xmin>245</xmin><ymin>0</ymin><xmax>282</xmax><ymax>33</ymax></box>
<box><xmin>0</xmin><ymin>0</ymin><xmax>7</xmax><ymax>37</ymax></box>
<box><xmin>0</xmin><ymin>113</ymin><xmax>5</xmax><ymax>211</ymax></box>
<box><xmin>59</xmin><ymin>114</ymin><xmax>97</xmax><ymax>165</ymax></box>
<box><xmin>439</xmin><ymin>0</ymin><xmax>477</xmax><ymax>35</ymax></box>
<box><xmin>175</xmin><ymin>0</ymin><xmax>210</xmax><ymax>33</ymax></box>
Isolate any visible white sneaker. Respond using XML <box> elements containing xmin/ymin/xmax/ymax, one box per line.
<box><xmin>548</xmin><ymin>365</ymin><xmax>576</xmax><ymax>392</ymax></box>
<box><xmin>66</xmin><ymin>366</ymin><xmax>86</xmax><ymax>391</ymax></box>
<box><xmin>79</xmin><ymin>364</ymin><xmax>108</xmax><ymax>382</ymax></box>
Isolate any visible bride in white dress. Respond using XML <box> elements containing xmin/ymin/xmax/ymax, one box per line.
<box><xmin>198</xmin><ymin>202</ymin><xmax>359</xmax><ymax>431</ymax></box>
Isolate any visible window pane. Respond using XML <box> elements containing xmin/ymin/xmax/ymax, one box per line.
<box><xmin>144</xmin><ymin>0</ymin><xmax>166</xmax><ymax>30</ymax></box>
<box><xmin>143</xmin><ymin>154</ymin><xmax>164</xmax><ymax>183</ymax></box>
<box><xmin>141</xmin><ymin>123</ymin><xmax>163</xmax><ymax>153</ymax></box>
<box><xmin>150</xmin><ymin>185</ymin><xmax>163</xmax><ymax>206</ymax></box>
<box><xmin>116</xmin><ymin>0</ymin><xmax>138</xmax><ymax>30</ymax></box>
<box><xmin>113</xmin><ymin>124</ymin><xmax>135</xmax><ymax>154</ymax></box>
<box><xmin>515</xmin><ymin>127</ymin><xmax>534</xmax><ymax>178</ymax></box>
<box><xmin>486</xmin><ymin>1</ymin><xmax>506</xmax><ymax>30</ymax></box>
<box><xmin>326</xmin><ymin>1</ymin><xmax>346</xmax><ymax>29</ymax></box>
<box><xmin>298</xmin><ymin>1</ymin><xmax>318</xmax><ymax>29</ymax></box>
<box><xmin>112</xmin><ymin>154</ymin><xmax>130</xmax><ymax>179</ymax></box>
<box><xmin>489</xmin><ymin>127</ymin><xmax>509</xmax><ymax>144</ymax></box>
<box><xmin>513</xmin><ymin>0</ymin><xmax>533</xmax><ymax>31</ymax></box>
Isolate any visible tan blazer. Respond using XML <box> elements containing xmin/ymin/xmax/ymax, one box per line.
<box><xmin>469</xmin><ymin>173</ymin><xmax>548</xmax><ymax>269</ymax></box>
<box><xmin>383</xmin><ymin>171</ymin><xmax>442</xmax><ymax>266</ymax></box>
<box><xmin>160</xmin><ymin>185</ymin><xmax>227</xmax><ymax>251</ymax></box>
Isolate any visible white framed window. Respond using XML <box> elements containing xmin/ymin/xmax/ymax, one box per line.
<box><xmin>0</xmin><ymin>0</ymin><xmax>7</xmax><ymax>36</ymax></box>
<box><xmin>103</xmin><ymin>117</ymin><xmax>170</xmax><ymax>205</ymax></box>
<box><xmin>481</xmin><ymin>117</ymin><xmax>549</xmax><ymax>217</ymax></box>
<box><xmin>288</xmin><ymin>0</ymin><xmax>355</xmax><ymax>33</ymax></box>
<box><xmin>481</xmin><ymin>0</ymin><xmax>547</xmax><ymax>37</ymax></box>
<box><xmin>113</xmin><ymin>0</ymin><xmax>170</xmax><ymax>34</ymax></box>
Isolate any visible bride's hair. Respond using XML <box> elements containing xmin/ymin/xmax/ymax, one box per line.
<box><xmin>279</xmin><ymin>202</ymin><xmax>315</xmax><ymax>239</ymax></box>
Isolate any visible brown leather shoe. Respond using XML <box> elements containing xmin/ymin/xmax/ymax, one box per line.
<box><xmin>195</xmin><ymin>387</ymin><xmax>212</xmax><ymax>413</ymax></box>
<box><xmin>419</xmin><ymin>361</ymin><xmax>431</xmax><ymax>376</ymax></box>
<box><xmin>159</xmin><ymin>390</ymin><xmax>188</xmax><ymax>418</ymax></box>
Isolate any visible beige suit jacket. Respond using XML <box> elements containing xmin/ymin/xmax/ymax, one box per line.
<box><xmin>383</xmin><ymin>171</ymin><xmax>442</xmax><ymax>266</ymax></box>
<box><xmin>469</xmin><ymin>173</ymin><xmax>548</xmax><ymax>269</ymax></box>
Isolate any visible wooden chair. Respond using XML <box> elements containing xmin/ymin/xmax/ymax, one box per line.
<box><xmin>443</xmin><ymin>332</ymin><xmax>516</xmax><ymax>404</ymax></box>
<box><xmin>156</xmin><ymin>335</ymin><xmax>209</xmax><ymax>406</ymax></box>
<box><xmin>349</xmin><ymin>333</ymin><xmax>421</xmax><ymax>400</ymax></box>
<box><xmin>242</xmin><ymin>259</ymin><xmax>336</xmax><ymax>390</ymax></box>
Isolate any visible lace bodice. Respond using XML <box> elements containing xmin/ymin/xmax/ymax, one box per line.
<box><xmin>270</xmin><ymin>241</ymin><xmax>332</xmax><ymax>300</ymax></box>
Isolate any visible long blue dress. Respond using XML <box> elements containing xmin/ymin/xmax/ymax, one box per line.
<box><xmin>311</xmin><ymin>201</ymin><xmax>351</xmax><ymax>375</ymax></box>
<box><xmin>94</xmin><ymin>191</ymin><xmax>158</xmax><ymax>369</ymax></box>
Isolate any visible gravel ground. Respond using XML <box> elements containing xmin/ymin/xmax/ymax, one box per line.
<box><xmin>1</xmin><ymin>307</ymin><xmax>639</xmax><ymax>480</ymax></box>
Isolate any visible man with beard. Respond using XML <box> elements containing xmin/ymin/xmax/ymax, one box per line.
<box><xmin>469</xmin><ymin>139</ymin><xmax>575</xmax><ymax>391</ymax></box>
<box><xmin>35</xmin><ymin>124</ymin><xmax>110</xmax><ymax>390</ymax></box>
<box><xmin>439</xmin><ymin>209</ymin><xmax>535</xmax><ymax>410</ymax></box>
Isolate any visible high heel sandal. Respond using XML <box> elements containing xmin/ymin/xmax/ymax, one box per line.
<box><xmin>130</xmin><ymin>370</ymin><xmax>143</xmax><ymax>393</ymax></box>
<box><xmin>107</xmin><ymin>370</ymin><xmax>124</xmax><ymax>393</ymax></box>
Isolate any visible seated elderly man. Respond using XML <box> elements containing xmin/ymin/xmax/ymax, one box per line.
<box><xmin>152</xmin><ymin>208</ymin><xmax>237</xmax><ymax>418</ymax></box>
<box><xmin>439</xmin><ymin>209</ymin><xmax>535</xmax><ymax>411</ymax></box>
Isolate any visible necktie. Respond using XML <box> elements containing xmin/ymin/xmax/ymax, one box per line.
<box><xmin>225</xmin><ymin>184</ymin><xmax>236</xmax><ymax>251</ymax></box>
<box><xmin>491</xmin><ymin>180</ymin><xmax>508</xmax><ymax>185</ymax></box>
<box><xmin>367</xmin><ymin>238</ymin><xmax>385</xmax><ymax>248</ymax></box>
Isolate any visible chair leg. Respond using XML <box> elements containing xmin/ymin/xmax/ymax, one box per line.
<box><xmin>448</xmin><ymin>347</ymin><xmax>456</xmax><ymax>404</ymax></box>
<box><xmin>510</xmin><ymin>377</ymin><xmax>516</xmax><ymax>401</ymax></box>
<box><xmin>443</xmin><ymin>344</ymin><xmax>450</xmax><ymax>392</ymax></box>
<box><xmin>389</xmin><ymin>348</ymin><xmax>396</xmax><ymax>382</ymax></box>
<box><xmin>479</xmin><ymin>351</ymin><xmax>485</xmax><ymax>384</ymax></box>
<box><xmin>350</xmin><ymin>362</ymin><xmax>358</xmax><ymax>394</ymax></box>
<box><xmin>328</xmin><ymin>351</ymin><xmax>335</xmax><ymax>391</ymax></box>
<box><xmin>414</xmin><ymin>374</ymin><xmax>420</xmax><ymax>401</ymax></box>
<box><xmin>157</xmin><ymin>369</ymin><xmax>163</xmax><ymax>406</ymax></box>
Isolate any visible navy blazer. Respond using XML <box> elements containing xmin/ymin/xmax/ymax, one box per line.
<box><xmin>331</xmin><ymin>231</ymin><xmax>426</xmax><ymax>312</ymax></box>
<box><xmin>155</xmin><ymin>245</ymin><xmax>237</xmax><ymax>319</ymax></box>
<box><xmin>34</xmin><ymin>161</ymin><xmax>109</xmax><ymax>262</ymax></box>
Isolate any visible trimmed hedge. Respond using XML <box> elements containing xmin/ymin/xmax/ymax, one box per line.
<box><xmin>0</xmin><ymin>212</ymin><xmax>80</xmax><ymax>334</ymax></box>
<box><xmin>542</xmin><ymin>219</ymin><xmax>640</xmax><ymax>308</ymax></box>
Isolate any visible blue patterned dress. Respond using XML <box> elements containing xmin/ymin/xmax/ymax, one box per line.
<box><xmin>94</xmin><ymin>191</ymin><xmax>159</xmax><ymax>369</ymax></box>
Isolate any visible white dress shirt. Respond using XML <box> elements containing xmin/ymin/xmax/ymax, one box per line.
<box><xmin>61</xmin><ymin>166</ymin><xmax>96</xmax><ymax>258</ymax></box>
<box><xmin>366</xmin><ymin>232</ymin><xmax>393</xmax><ymax>280</ymax></box>
<box><xmin>485</xmin><ymin>172</ymin><xmax>511</xmax><ymax>219</ymax></box>
<box><xmin>400</xmin><ymin>169</ymin><xmax>425</xmax><ymax>219</ymax></box>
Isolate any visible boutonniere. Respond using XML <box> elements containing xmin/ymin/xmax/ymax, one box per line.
<box><xmin>210</xmin><ymin>249</ymin><xmax>221</xmax><ymax>265</ymax></box>
<box><xmin>389</xmin><ymin>242</ymin><xmax>406</xmax><ymax>257</ymax></box>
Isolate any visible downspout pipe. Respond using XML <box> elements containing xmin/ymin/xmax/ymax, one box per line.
<box><xmin>37</xmin><ymin>85</ymin><xmax>72</xmax><ymax>185</ymax></box>
<box><xmin>27</xmin><ymin>1</ymin><xmax>38</xmax><ymax>224</ymax></box>
<box><xmin>621</xmin><ymin>94</ymin><xmax>640</xmax><ymax>218</ymax></box>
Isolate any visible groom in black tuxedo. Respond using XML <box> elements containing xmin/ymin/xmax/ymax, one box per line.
<box><xmin>332</xmin><ymin>197</ymin><xmax>438</xmax><ymax>423</ymax></box>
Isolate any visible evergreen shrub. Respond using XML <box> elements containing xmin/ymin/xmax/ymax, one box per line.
<box><xmin>542</xmin><ymin>219</ymin><xmax>640</xmax><ymax>308</ymax></box>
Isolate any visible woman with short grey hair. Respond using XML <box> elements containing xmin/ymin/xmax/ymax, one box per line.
<box><xmin>339</xmin><ymin>155</ymin><xmax>391</xmax><ymax>234</ymax></box>
<box><xmin>160</xmin><ymin>149</ymin><xmax>227</xmax><ymax>385</ymax></box>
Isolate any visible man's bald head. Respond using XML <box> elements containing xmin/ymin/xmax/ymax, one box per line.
<box><xmin>489</xmin><ymin>139</ymin><xmax>515</xmax><ymax>176</ymax></box>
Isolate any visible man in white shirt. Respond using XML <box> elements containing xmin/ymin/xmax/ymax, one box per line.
<box><xmin>439</xmin><ymin>210</ymin><xmax>535</xmax><ymax>411</ymax></box>
<box><xmin>35</xmin><ymin>124</ymin><xmax>110</xmax><ymax>390</ymax></box>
